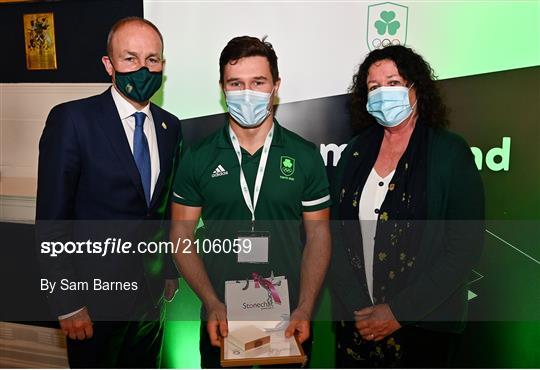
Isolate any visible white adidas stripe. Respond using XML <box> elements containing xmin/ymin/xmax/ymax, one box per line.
<box><xmin>302</xmin><ymin>195</ymin><xmax>330</xmax><ymax>207</ymax></box>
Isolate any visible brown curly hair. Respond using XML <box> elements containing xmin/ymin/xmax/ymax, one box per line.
<box><xmin>349</xmin><ymin>45</ymin><xmax>449</xmax><ymax>132</ymax></box>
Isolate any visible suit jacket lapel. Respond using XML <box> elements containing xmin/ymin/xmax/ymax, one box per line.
<box><xmin>97</xmin><ymin>89</ymin><xmax>147</xmax><ymax>204</ymax></box>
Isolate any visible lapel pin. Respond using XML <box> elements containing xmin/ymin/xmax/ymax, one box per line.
<box><xmin>162</xmin><ymin>122</ymin><xmax>167</xmax><ymax>130</ymax></box>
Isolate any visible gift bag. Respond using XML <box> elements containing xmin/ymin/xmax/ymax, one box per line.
<box><xmin>225</xmin><ymin>273</ymin><xmax>290</xmax><ymax>331</ymax></box>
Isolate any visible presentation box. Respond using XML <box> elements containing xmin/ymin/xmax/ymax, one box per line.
<box><xmin>220</xmin><ymin>330</ymin><xmax>306</xmax><ymax>367</ymax></box>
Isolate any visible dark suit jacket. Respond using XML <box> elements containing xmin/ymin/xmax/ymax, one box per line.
<box><xmin>36</xmin><ymin>88</ymin><xmax>182</xmax><ymax>320</ymax></box>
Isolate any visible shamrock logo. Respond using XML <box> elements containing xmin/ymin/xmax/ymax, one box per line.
<box><xmin>374</xmin><ymin>10</ymin><xmax>400</xmax><ymax>36</ymax></box>
<box><xmin>280</xmin><ymin>156</ymin><xmax>295</xmax><ymax>177</ymax></box>
<box><xmin>283</xmin><ymin>159</ymin><xmax>293</xmax><ymax>168</ymax></box>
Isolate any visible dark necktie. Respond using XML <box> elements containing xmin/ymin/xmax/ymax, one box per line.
<box><xmin>133</xmin><ymin>112</ymin><xmax>151</xmax><ymax>206</ymax></box>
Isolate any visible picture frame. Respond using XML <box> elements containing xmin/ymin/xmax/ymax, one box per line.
<box><xmin>23</xmin><ymin>12</ymin><xmax>58</xmax><ymax>70</ymax></box>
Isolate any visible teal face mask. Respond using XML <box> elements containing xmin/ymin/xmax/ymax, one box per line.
<box><xmin>114</xmin><ymin>67</ymin><xmax>163</xmax><ymax>103</ymax></box>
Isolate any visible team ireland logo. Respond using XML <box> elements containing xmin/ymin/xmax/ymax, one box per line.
<box><xmin>280</xmin><ymin>156</ymin><xmax>295</xmax><ymax>177</ymax></box>
<box><xmin>367</xmin><ymin>2</ymin><xmax>408</xmax><ymax>51</ymax></box>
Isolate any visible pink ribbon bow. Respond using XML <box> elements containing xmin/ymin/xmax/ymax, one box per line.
<box><xmin>252</xmin><ymin>272</ymin><xmax>282</xmax><ymax>305</ymax></box>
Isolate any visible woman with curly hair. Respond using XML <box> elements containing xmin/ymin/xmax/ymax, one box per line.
<box><xmin>330</xmin><ymin>45</ymin><xmax>485</xmax><ymax>367</ymax></box>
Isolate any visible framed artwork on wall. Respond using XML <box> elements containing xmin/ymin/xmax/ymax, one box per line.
<box><xmin>23</xmin><ymin>12</ymin><xmax>58</xmax><ymax>70</ymax></box>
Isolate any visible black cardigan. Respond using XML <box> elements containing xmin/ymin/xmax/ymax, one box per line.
<box><xmin>329</xmin><ymin>126</ymin><xmax>485</xmax><ymax>333</ymax></box>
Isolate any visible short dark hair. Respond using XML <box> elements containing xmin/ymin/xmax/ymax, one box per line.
<box><xmin>349</xmin><ymin>45</ymin><xmax>449</xmax><ymax>132</ymax></box>
<box><xmin>219</xmin><ymin>36</ymin><xmax>279</xmax><ymax>83</ymax></box>
<box><xmin>107</xmin><ymin>16</ymin><xmax>164</xmax><ymax>56</ymax></box>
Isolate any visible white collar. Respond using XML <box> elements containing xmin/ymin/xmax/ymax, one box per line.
<box><xmin>110</xmin><ymin>85</ymin><xmax>152</xmax><ymax>121</ymax></box>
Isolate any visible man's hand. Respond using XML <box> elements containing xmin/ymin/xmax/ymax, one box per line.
<box><xmin>59</xmin><ymin>307</ymin><xmax>93</xmax><ymax>340</ymax></box>
<box><xmin>355</xmin><ymin>304</ymin><xmax>401</xmax><ymax>342</ymax></box>
<box><xmin>163</xmin><ymin>278</ymin><xmax>179</xmax><ymax>302</ymax></box>
<box><xmin>206</xmin><ymin>300</ymin><xmax>228</xmax><ymax>347</ymax></box>
<box><xmin>285</xmin><ymin>307</ymin><xmax>310</xmax><ymax>344</ymax></box>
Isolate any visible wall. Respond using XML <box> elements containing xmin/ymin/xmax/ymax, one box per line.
<box><xmin>0</xmin><ymin>0</ymin><xmax>141</xmax><ymax>222</ymax></box>
<box><xmin>0</xmin><ymin>0</ymin><xmax>142</xmax><ymax>83</ymax></box>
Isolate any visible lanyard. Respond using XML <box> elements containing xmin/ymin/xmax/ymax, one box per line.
<box><xmin>229</xmin><ymin>124</ymin><xmax>274</xmax><ymax>230</ymax></box>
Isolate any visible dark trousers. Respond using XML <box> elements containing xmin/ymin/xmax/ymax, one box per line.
<box><xmin>66</xmin><ymin>285</ymin><xmax>164</xmax><ymax>368</ymax></box>
<box><xmin>335</xmin><ymin>321</ymin><xmax>461</xmax><ymax>368</ymax></box>
<box><xmin>199</xmin><ymin>322</ymin><xmax>313</xmax><ymax>369</ymax></box>
<box><xmin>67</xmin><ymin>319</ymin><xmax>163</xmax><ymax>368</ymax></box>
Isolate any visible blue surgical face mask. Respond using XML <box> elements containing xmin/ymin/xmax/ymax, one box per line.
<box><xmin>225</xmin><ymin>89</ymin><xmax>273</xmax><ymax>128</ymax></box>
<box><xmin>366</xmin><ymin>85</ymin><xmax>416</xmax><ymax>128</ymax></box>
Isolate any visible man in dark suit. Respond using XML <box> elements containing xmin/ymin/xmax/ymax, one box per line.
<box><xmin>36</xmin><ymin>17</ymin><xmax>181</xmax><ymax>368</ymax></box>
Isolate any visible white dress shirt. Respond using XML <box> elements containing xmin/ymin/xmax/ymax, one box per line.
<box><xmin>359</xmin><ymin>168</ymin><xmax>395</xmax><ymax>303</ymax></box>
<box><xmin>58</xmin><ymin>87</ymin><xmax>161</xmax><ymax>320</ymax></box>
<box><xmin>111</xmin><ymin>86</ymin><xmax>160</xmax><ymax>197</ymax></box>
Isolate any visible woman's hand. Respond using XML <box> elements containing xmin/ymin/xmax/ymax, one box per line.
<box><xmin>354</xmin><ymin>304</ymin><xmax>401</xmax><ymax>341</ymax></box>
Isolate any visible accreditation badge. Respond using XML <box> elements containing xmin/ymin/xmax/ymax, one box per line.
<box><xmin>237</xmin><ymin>231</ymin><xmax>270</xmax><ymax>264</ymax></box>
